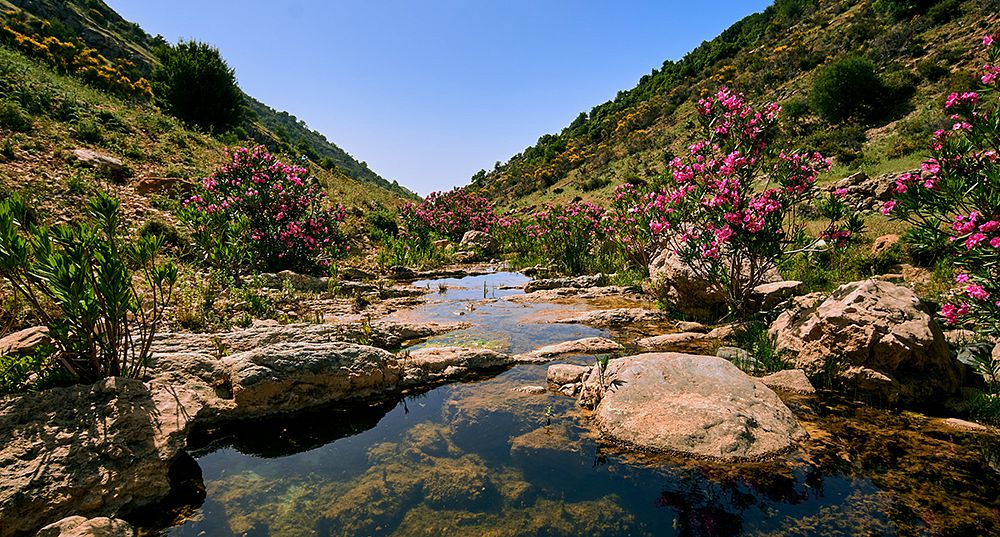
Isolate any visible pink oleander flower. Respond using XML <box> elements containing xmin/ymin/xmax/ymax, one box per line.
<box><xmin>956</xmin><ymin>273</ymin><xmax>971</xmax><ymax>283</ymax></box>
<box><xmin>966</xmin><ymin>284</ymin><xmax>991</xmax><ymax>301</ymax></box>
<box><xmin>881</xmin><ymin>200</ymin><xmax>896</xmax><ymax>215</ymax></box>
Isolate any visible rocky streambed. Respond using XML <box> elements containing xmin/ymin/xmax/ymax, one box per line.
<box><xmin>2</xmin><ymin>270</ymin><xmax>1000</xmax><ymax>536</ymax></box>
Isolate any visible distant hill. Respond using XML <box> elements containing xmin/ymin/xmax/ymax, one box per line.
<box><xmin>1</xmin><ymin>0</ymin><xmax>417</xmax><ymax>200</ymax></box>
<box><xmin>470</xmin><ymin>0</ymin><xmax>999</xmax><ymax>207</ymax></box>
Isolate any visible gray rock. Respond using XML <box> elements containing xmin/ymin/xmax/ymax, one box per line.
<box><xmin>752</xmin><ymin>280</ymin><xmax>804</xmax><ymax>310</ymax></box>
<box><xmin>582</xmin><ymin>353</ymin><xmax>807</xmax><ymax>460</ymax></box>
<box><xmin>769</xmin><ymin>279</ymin><xmax>962</xmax><ymax>404</ymax></box>
<box><xmin>716</xmin><ymin>346</ymin><xmax>760</xmax><ymax>370</ymax></box>
<box><xmin>0</xmin><ymin>379</ymin><xmax>203</xmax><ymax>536</ymax></box>
<box><xmin>511</xmin><ymin>385</ymin><xmax>547</xmax><ymax>395</ymax></box>
<box><xmin>459</xmin><ymin>230</ymin><xmax>497</xmax><ymax>254</ymax></box>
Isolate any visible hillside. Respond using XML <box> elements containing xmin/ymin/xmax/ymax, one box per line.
<box><xmin>470</xmin><ymin>0</ymin><xmax>1000</xmax><ymax>207</ymax></box>
<box><xmin>0</xmin><ymin>0</ymin><xmax>416</xmax><ymax>200</ymax></box>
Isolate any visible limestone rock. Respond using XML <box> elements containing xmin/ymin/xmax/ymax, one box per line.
<box><xmin>222</xmin><ymin>342</ymin><xmax>401</xmax><ymax>415</ymax></box>
<box><xmin>769</xmin><ymin>279</ymin><xmax>962</xmax><ymax>404</ymax></box>
<box><xmin>0</xmin><ymin>378</ymin><xmax>203</xmax><ymax>536</ymax></box>
<box><xmin>554</xmin><ymin>308</ymin><xmax>667</xmax><ymax>327</ymax></box>
<box><xmin>546</xmin><ymin>364</ymin><xmax>592</xmax><ymax>386</ymax></box>
<box><xmin>37</xmin><ymin>516</ymin><xmax>135</xmax><ymax>537</ymax></box>
<box><xmin>751</xmin><ymin>280</ymin><xmax>804</xmax><ymax>310</ymax></box>
<box><xmin>759</xmin><ymin>369</ymin><xmax>815</xmax><ymax>395</ymax></box>
<box><xmin>871</xmin><ymin>234</ymin><xmax>902</xmax><ymax>257</ymax></box>
<box><xmin>69</xmin><ymin>149</ymin><xmax>124</xmax><ymax>174</ymax></box>
<box><xmin>582</xmin><ymin>353</ymin><xmax>806</xmax><ymax>460</ymax></box>
<box><xmin>459</xmin><ymin>230</ymin><xmax>497</xmax><ymax>254</ymax></box>
<box><xmin>0</xmin><ymin>326</ymin><xmax>50</xmax><ymax>356</ymax></box>
<box><xmin>524</xmin><ymin>274</ymin><xmax>606</xmax><ymax>293</ymax></box>
<box><xmin>517</xmin><ymin>337</ymin><xmax>623</xmax><ymax>363</ymax></box>
<box><xmin>636</xmin><ymin>332</ymin><xmax>708</xmax><ymax>352</ymax></box>
<box><xmin>400</xmin><ymin>346</ymin><xmax>512</xmax><ymax>385</ymax></box>
<box><xmin>511</xmin><ymin>385</ymin><xmax>547</xmax><ymax>395</ymax></box>
<box><xmin>647</xmin><ymin>248</ymin><xmax>781</xmax><ymax>319</ymax></box>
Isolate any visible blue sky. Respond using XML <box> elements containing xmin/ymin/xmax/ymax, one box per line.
<box><xmin>104</xmin><ymin>1</ymin><xmax>773</xmax><ymax>195</ymax></box>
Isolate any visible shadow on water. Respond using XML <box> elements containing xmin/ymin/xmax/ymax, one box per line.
<box><xmin>147</xmin><ymin>272</ymin><xmax>1000</xmax><ymax>537</ymax></box>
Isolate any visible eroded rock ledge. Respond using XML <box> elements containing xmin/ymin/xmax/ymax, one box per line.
<box><xmin>0</xmin><ymin>322</ymin><xmax>502</xmax><ymax>536</ymax></box>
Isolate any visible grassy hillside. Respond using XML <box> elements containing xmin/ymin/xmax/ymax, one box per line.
<box><xmin>1</xmin><ymin>0</ymin><xmax>417</xmax><ymax>200</ymax></box>
<box><xmin>471</xmin><ymin>0</ymin><xmax>1000</xmax><ymax>207</ymax></box>
<box><xmin>0</xmin><ymin>43</ymin><xmax>406</xmax><ymax>231</ymax></box>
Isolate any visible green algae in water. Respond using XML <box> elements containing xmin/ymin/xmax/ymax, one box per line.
<box><xmin>158</xmin><ymin>272</ymin><xmax>1000</xmax><ymax>536</ymax></box>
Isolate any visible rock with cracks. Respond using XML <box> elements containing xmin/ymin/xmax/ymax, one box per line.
<box><xmin>580</xmin><ymin>353</ymin><xmax>807</xmax><ymax>460</ymax></box>
<box><xmin>769</xmin><ymin>279</ymin><xmax>962</xmax><ymax>404</ymax></box>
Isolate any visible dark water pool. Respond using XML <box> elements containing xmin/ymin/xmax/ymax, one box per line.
<box><xmin>157</xmin><ymin>272</ymin><xmax>1000</xmax><ymax>536</ymax></box>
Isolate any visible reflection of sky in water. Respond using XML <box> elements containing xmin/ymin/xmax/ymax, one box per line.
<box><xmin>166</xmin><ymin>272</ymin><xmax>959</xmax><ymax>536</ymax></box>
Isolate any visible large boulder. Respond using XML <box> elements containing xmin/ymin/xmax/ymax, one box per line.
<box><xmin>769</xmin><ymin>279</ymin><xmax>962</xmax><ymax>404</ymax></box>
<box><xmin>222</xmin><ymin>342</ymin><xmax>402</xmax><ymax>415</ymax></box>
<box><xmin>647</xmin><ymin>248</ymin><xmax>781</xmax><ymax>319</ymax></box>
<box><xmin>580</xmin><ymin>353</ymin><xmax>806</xmax><ymax>460</ymax></box>
<box><xmin>459</xmin><ymin>230</ymin><xmax>497</xmax><ymax>254</ymax></box>
<box><xmin>0</xmin><ymin>378</ymin><xmax>203</xmax><ymax>536</ymax></box>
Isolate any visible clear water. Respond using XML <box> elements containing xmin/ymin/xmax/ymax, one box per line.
<box><xmin>159</xmin><ymin>272</ymin><xmax>1000</xmax><ymax>536</ymax></box>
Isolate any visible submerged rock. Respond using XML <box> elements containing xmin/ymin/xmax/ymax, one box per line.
<box><xmin>36</xmin><ymin>516</ymin><xmax>135</xmax><ymax>537</ymax></box>
<box><xmin>769</xmin><ymin>279</ymin><xmax>962</xmax><ymax>404</ymax></box>
<box><xmin>581</xmin><ymin>353</ymin><xmax>807</xmax><ymax>460</ymax></box>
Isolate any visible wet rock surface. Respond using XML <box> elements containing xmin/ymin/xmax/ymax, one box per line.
<box><xmin>555</xmin><ymin>308</ymin><xmax>667</xmax><ymax>327</ymax></box>
<box><xmin>582</xmin><ymin>353</ymin><xmax>807</xmax><ymax>460</ymax></box>
<box><xmin>517</xmin><ymin>336</ymin><xmax>623</xmax><ymax>363</ymax></box>
<box><xmin>37</xmin><ymin>516</ymin><xmax>135</xmax><ymax>537</ymax></box>
<box><xmin>769</xmin><ymin>279</ymin><xmax>962</xmax><ymax>404</ymax></box>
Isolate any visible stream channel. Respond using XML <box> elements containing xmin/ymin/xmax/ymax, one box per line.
<box><xmin>158</xmin><ymin>272</ymin><xmax>1000</xmax><ymax>536</ymax></box>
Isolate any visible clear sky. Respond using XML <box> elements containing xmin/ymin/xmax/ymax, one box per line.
<box><xmin>104</xmin><ymin>0</ymin><xmax>773</xmax><ymax>195</ymax></box>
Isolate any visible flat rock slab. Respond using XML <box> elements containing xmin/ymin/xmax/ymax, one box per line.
<box><xmin>555</xmin><ymin>308</ymin><xmax>667</xmax><ymax>327</ymax></box>
<box><xmin>400</xmin><ymin>346</ymin><xmax>513</xmax><ymax>385</ymax></box>
<box><xmin>587</xmin><ymin>353</ymin><xmax>807</xmax><ymax>460</ymax></box>
<box><xmin>223</xmin><ymin>342</ymin><xmax>401</xmax><ymax>415</ymax></box>
<box><xmin>517</xmin><ymin>337</ymin><xmax>623</xmax><ymax>363</ymax></box>
<box><xmin>759</xmin><ymin>369</ymin><xmax>815</xmax><ymax>395</ymax></box>
<box><xmin>547</xmin><ymin>364</ymin><xmax>593</xmax><ymax>385</ymax></box>
<box><xmin>524</xmin><ymin>274</ymin><xmax>607</xmax><ymax>293</ymax></box>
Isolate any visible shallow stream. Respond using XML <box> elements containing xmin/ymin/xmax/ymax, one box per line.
<box><xmin>157</xmin><ymin>272</ymin><xmax>1000</xmax><ymax>536</ymax></box>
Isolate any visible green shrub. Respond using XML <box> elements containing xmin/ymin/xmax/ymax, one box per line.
<box><xmin>152</xmin><ymin>40</ymin><xmax>245</xmax><ymax>133</ymax></box>
<box><xmin>0</xmin><ymin>101</ymin><xmax>32</xmax><ymax>132</ymax></box>
<box><xmin>73</xmin><ymin>118</ymin><xmax>102</xmax><ymax>143</ymax></box>
<box><xmin>0</xmin><ymin>193</ymin><xmax>178</xmax><ymax>383</ymax></box>
<box><xmin>365</xmin><ymin>207</ymin><xmax>399</xmax><ymax>237</ymax></box>
<box><xmin>810</xmin><ymin>56</ymin><xmax>891</xmax><ymax>125</ymax></box>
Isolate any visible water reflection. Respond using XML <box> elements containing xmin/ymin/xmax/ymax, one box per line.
<box><xmin>157</xmin><ymin>272</ymin><xmax>1000</xmax><ymax>536</ymax></box>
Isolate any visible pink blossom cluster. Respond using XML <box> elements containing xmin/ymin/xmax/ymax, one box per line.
<box><xmin>890</xmin><ymin>35</ymin><xmax>1000</xmax><ymax>331</ymax></box>
<box><xmin>183</xmin><ymin>146</ymin><xmax>345</xmax><ymax>273</ymax></box>
<box><xmin>401</xmin><ymin>188</ymin><xmax>497</xmax><ymax>242</ymax></box>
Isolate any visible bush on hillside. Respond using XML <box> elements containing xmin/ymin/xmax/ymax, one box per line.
<box><xmin>152</xmin><ymin>40</ymin><xmax>245</xmax><ymax>133</ymax></box>
<box><xmin>810</xmin><ymin>56</ymin><xmax>890</xmax><ymax>125</ymax></box>
<box><xmin>181</xmin><ymin>146</ymin><xmax>346</xmax><ymax>276</ymax></box>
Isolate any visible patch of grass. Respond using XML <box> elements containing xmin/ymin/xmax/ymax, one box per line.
<box><xmin>0</xmin><ymin>101</ymin><xmax>33</xmax><ymax>132</ymax></box>
<box><xmin>730</xmin><ymin>321</ymin><xmax>787</xmax><ymax>375</ymax></box>
<box><xmin>73</xmin><ymin>118</ymin><xmax>102</xmax><ymax>143</ymax></box>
